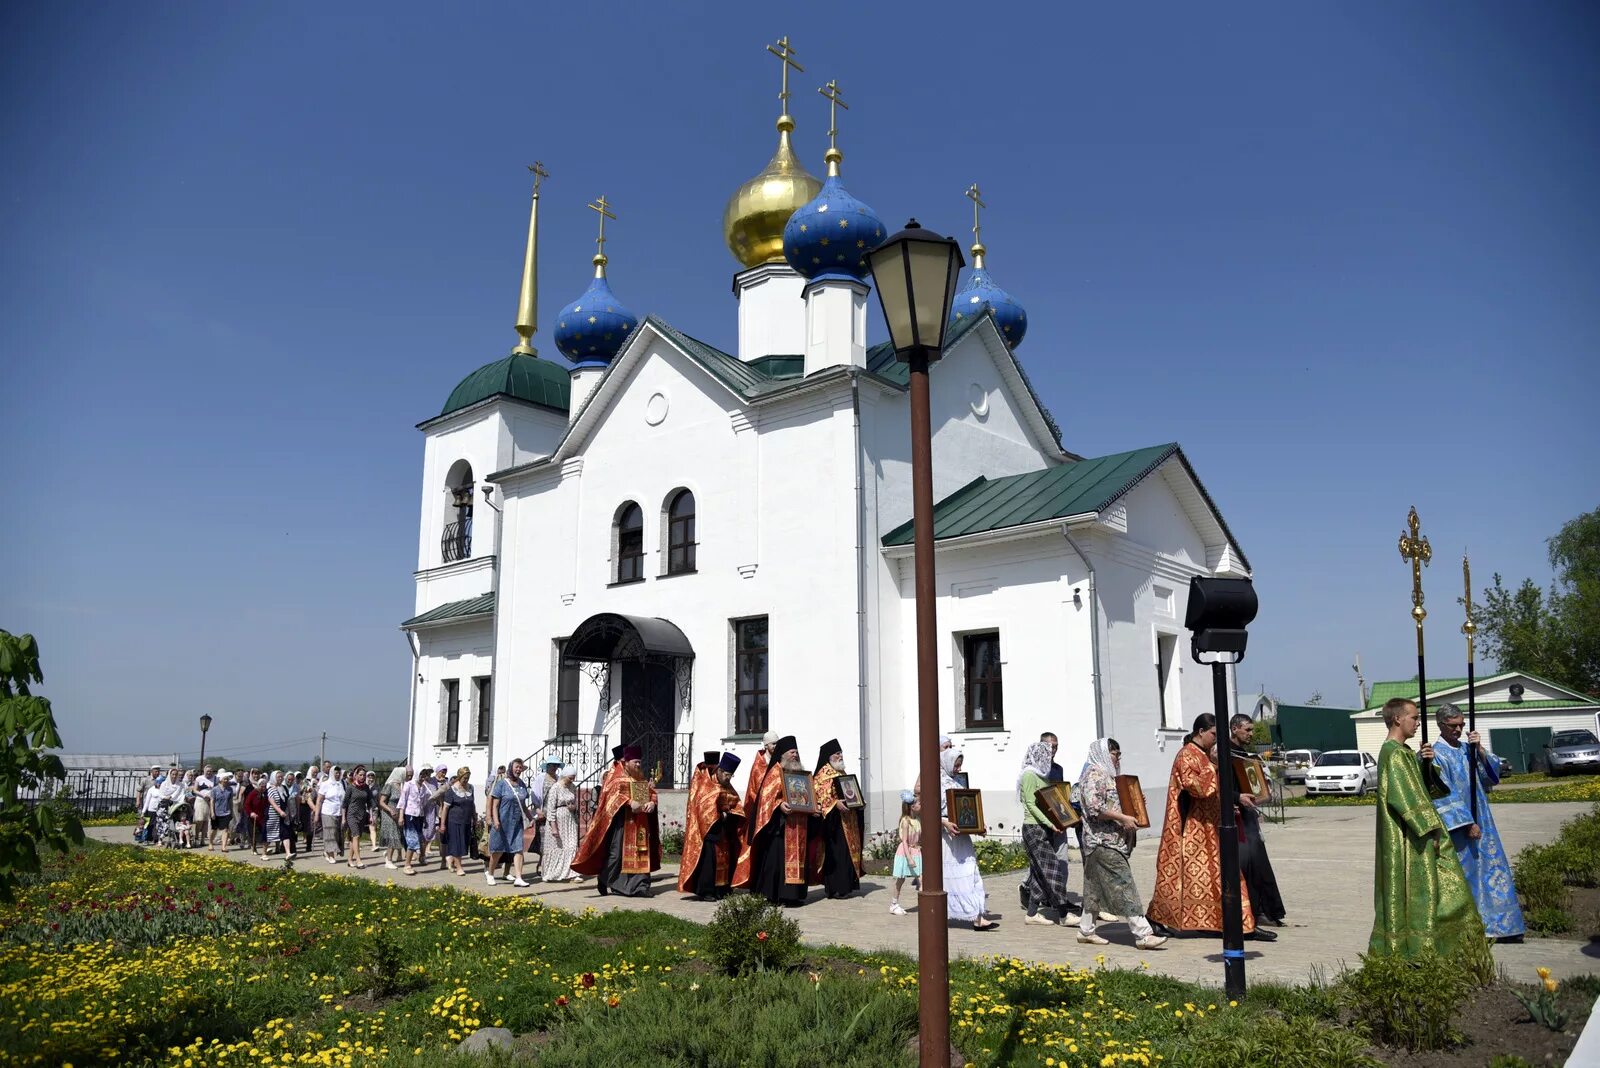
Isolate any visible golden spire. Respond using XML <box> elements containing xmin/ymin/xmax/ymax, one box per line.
<box><xmin>723</xmin><ymin>36</ymin><xmax>822</xmax><ymax>267</ymax></box>
<box><xmin>513</xmin><ymin>161</ymin><xmax>548</xmax><ymax>356</ymax></box>
<box><xmin>819</xmin><ymin>79</ymin><xmax>847</xmax><ymax>177</ymax></box>
<box><xmin>965</xmin><ymin>183</ymin><xmax>986</xmax><ymax>270</ymax></box>
<box><xmin>587</xmin><ymin>194</ymin><xmax>616</xmax><ymax>279</ymax></box>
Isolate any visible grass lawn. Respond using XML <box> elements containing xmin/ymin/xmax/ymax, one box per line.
<box><xmin>1285</xmin><ymin>775</ymin><xmax>1600</xmax><ymax>807</ymax></box>
<box><xmin>0</xmin><ymin>841</ymin><xmax>1588</xmax><ymax>1067</ymax></box>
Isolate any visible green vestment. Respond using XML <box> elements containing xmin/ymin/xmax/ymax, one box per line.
<box><xmin>1369</xmin><ymin>740</ymin><xmax>1483</xmax><ymax>958</ymax></box>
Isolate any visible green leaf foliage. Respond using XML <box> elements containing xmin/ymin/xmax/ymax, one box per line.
<box><xmin>0</xmin><ymin>630</ymin><xmax>85</xmax><ymax>901</ymax></box>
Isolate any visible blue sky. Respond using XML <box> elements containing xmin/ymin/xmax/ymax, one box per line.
<box><xmin>2</xmin><ymin>3</ymin><xmax>1596</xmax><ymax>764</ymax></box>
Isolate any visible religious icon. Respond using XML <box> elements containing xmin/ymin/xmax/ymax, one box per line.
<box><xmin>627</xmin><ymin>780</ymin><xmax>652</xmax><ymax>807</ymax></box>
<box><xmin>945</xmin><ymin>788</ymin><xmax>987</xmax><ymax>836</ymax></box>
<box><xmin>834</xmin><ymin>773</ymin><xmax>865</xmax><ymax>809</ymax></box>
<box><xmin>1033</xmin><ymin>781</ymin><xmax>1081</xmax><ymax>832</ymax></box>
<box><xmin>1115</xmin><ymin>775</ymin><xmax>1150</xmax><ymax>828</ymax></box>
<box><xmin>1231</xmin><ymin>756</ymin><xmax>1270</xmax><ymax>801</ymax></box>
<box><xmin>782</xmin><ymin>770</ymin><xmax>818</xmax><ymax>814</ymax></box>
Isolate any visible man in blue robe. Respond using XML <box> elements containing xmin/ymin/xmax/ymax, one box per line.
<box><xmin>1430</xmin><ymin>704</ymin><xmax>1525</xmax><ymax>940</ymax></box>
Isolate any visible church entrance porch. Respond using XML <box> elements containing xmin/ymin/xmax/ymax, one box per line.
<box><xmin>563</xmin><ymin>613</ymin><xmax>695</xmax><ymax>789</ymax></box>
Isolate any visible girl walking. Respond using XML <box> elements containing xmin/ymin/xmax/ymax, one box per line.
<box><xmin>889</xmin><ymin>789</ymin><xmax>922</xmax><ymax>916</ymax></box>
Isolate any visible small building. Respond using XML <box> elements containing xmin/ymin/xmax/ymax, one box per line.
<box><xmin>1350</xmin><ymin>672</ymin><xmax>1600</xmax><ymax>772</ymax></box>
<box><xmin>1272</xmin><ymin>703</ymin><xmax>1359</xmax><ymax>754</ymax></box>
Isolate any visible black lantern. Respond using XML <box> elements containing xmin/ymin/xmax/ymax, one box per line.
<box><xmin>1184</xmin><ymin>576</ymin><xmax>1258</xmax><ymax>663</ymax></box>
<box><xmin>866</xmin><ymin>219</ymin><xmax>965</xmax><ymax>361</ymax></box>
<box><xmin>197</xmin><ymin>713</ymin><xmax>214</xmax><ymax>775</ymax></box>
<box><xmin>199</xmin><ymin>713</ymin><xmax>213</xmax><ymax>735</ymax></box>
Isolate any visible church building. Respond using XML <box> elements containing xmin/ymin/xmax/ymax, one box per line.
<box><xmin>400</xmin><ymin>40</ymin><xmax>1250</xmax><ymax>831</ymax></box>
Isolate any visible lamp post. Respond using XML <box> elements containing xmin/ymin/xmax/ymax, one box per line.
<box><xmin>1183</xmin><ymin>576</ymin><xmax>1258</xmax><ymax>1001</ymax></box>
<box><xmin>866</xmin><ymin>219</ymin><xmax>965</xmax><ymax>1068</ymax></box>
<box><xmin>198</xmin><ymin>713</ymin><xmax>213</xmax><ymax>773</ymax></box>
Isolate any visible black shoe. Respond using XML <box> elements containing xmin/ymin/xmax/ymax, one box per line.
<box><xmin>1245</xmin><ymin>928</ymin><xmax>1278</xmax><ymax>942</ymax></box>
<box><xmin>1018</xmin><ymin>884</ymin><xmax>1031</xmax><ymax>909</ymax></box>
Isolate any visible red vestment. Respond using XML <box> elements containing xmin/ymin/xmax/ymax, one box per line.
<box><xmin>732</xmin><ymin>762</ymin><xmax>807</xmax><ymax>889</ymax></box>
<box><xmin>740</xmin><ymin>749</ymin><xmax>770</xmax><ymax>824</ymax></box>
<box><xmin>1147</xmin><ymin>742</ymin><xmax>1256</xmax><ymax>933</ymax></box>
<box><xmin>677</xmin><ymin>775</ymin><xmax>746</xmax><ymax>893</ymax></box>
<box><xmin>572</xmin><ymin>771</ymin><xmax>660</xmax><ymax>877</ymax></box>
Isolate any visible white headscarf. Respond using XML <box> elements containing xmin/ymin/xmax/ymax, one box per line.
<box><xmin>1017</xmin><ymin>741</ymin><xmax>1054</xmax><ymax>800</ymax></box>
<box><xmin>938</xmin><ymin>748</ymin><xmax>963</xmax><ymax>817</ymax></box>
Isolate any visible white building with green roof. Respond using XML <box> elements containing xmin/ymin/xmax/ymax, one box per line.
<box><xmin>398</xmin><ymin>57</ymin><xmax>1254</xmax><ymax>832</ymax></box>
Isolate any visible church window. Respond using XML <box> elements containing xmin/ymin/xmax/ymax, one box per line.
<box><xmin>442</xmin><ymin>460</ymin><xmax>474</xmax><ymax>564</ymax></box>
<box><xmin>473</xmin><ymin>676</ymin><xmax>492</xmax><ymax>745</ymax></box>
<box><xmin>615</xmin><ymin>502</ymin><xmax>644</xmax><ymax>584</ymax></box>
<box><xmin>666</xmin><ymin>489</ymin><xmax>697</xmax><ymax>574</ymax></box>
<box><xmin>442</xmin><ymin>679</ymin><xmax>461</xmax><ymax>745</ymax></box>
<box><xmin>1156</xmin><ymin>631</ymin><xmax>1182</xmax><ymax>729</ymax></box>
<box><xmin>962</xmin><ymin>633</ymin><xmax>1004</xmax><ymax>729</ymax></box>
<box><xmin>733</xmin><ymin>616</ymin><xmax>769</xmax><ymax>735</ymax></box>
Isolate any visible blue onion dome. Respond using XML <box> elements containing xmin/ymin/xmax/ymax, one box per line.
<box><xmin>553</xmin><ymin>256</ymin><xmax>639</xmax><ymax>365</ymax></box>
<box><xmin>949</xmin><ymin>244</ymin><xmax>1028</xmax><ymax>349</ymax></box>
<box><xmin>783</xmin><ymin>172</ymin><xmax>886</xmax><ymax>281</ymax></box>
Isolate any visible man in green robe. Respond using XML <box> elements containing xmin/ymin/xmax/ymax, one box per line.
<box><xmin>1370</xmin><ymin>697</ymin><xmax>1484</xmax><ymax>958</ymax></box>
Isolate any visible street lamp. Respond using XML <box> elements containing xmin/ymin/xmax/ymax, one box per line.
<box><xmin>198</xmin><ymin>713</ymin><xmax>214</xmax><ymax>773</ymax></box>
<box><xmin>867</xmin><ymin>219</ymin><xmax>965</xmax><ymax>1068</ymax></box>
<box><xmin>1183</xmin><ymin>576</ymin><xmax>1258</xmax><ymax>1001</ymax></box>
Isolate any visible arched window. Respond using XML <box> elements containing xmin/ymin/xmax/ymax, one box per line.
<box><xmin>666</xmin><ymin>489</ymin><xmax>696</xmax><ymax>574</ymax></box>
<box><xmin>442</xmin><ymin>460</ymin><xmax>474</xmax><ymax>563</ymax></box>
<box><xmin>615</xmin><ymin>502</ymin><xmax>644</xmax><ymax>584</ymax></box>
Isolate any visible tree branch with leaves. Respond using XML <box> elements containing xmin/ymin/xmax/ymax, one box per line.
<box><xmin>0</xmin><ymin>630</ymin><xmax>85</xmax><ymax>901</ymax></box>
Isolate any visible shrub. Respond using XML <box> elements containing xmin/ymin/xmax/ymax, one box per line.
<box><xmin>1338</xmin><ymin>949</ymin><xmax>1473</xmax><ymax>1051</ymax></box>
<box><xmin>1563</xmin><ymin>972</ymin><xmax>1600</xmax><ymax>998</ymax></box>
<box><xmin>658</xmin><ymin>819</ymin><xmax>685</xmax><ymax>856</ymax></box>
<box><xmin>1526</xmin><ymin>906</ymin><xmax>1575</xmax><ymax>934</ymax></box>
<box><xmin>972</xmin><ymin>837</ymin><xmax>1029</xmax><ymax>874</ymax></box>
<box><xmin>359</xmin><ymin>928</ymin><xmax>424</xmax><ymax>997</ymax></box>
<box><xmin>1168</xmin><ymin>1012</ymin><xmax>1381</xmax><ymax>1068</ymax></box>
<box><xmin>864</xmin><ymin>830</ymin><xmax>898</xmax><ymax>862</ymax></box>
<box><xmin>704</xmin><ymin>893</ymin><xmax>803</xmax><ymax>975</ymax></box>
<box><xmin>1515</xmin><ymin>844</ymin><xmax>1569</xmax><ymax>912</ymax></box>
<box><xmin>1247</xmin><ymin>978</ymin><xmax>1340</xmax><ymax>1021</ymax></box>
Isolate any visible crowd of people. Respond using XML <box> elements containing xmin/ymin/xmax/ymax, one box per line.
<box><xmin>130</xmin><ymin>694</ymin><xmax>1521</xmax><ymax>961</ymax></box>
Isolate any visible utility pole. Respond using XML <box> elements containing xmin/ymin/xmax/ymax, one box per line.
<box><xmin>320</xmin><ymin>732</ymin><xmax>327</xmax><ymax>769</ymax></box>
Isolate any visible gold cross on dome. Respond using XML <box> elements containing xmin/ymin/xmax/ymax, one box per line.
<box><xmin>527</xmin><ymin>161</ymin><xmax>548</xmax><ymax>195</ymax></box>
<box><xmin>965</xmin><ymin>182</ymin><xmax>986</xmax><ymax>246</ymax></box>
<box><xmin>819</xmin><ymin>79</ymin><xmax>847</xmax><ymax>153</ymax></box>
<box><xmin>587</xmin><ymin>194</ymin><xmax>617</xmax><ymax>256</ymax></box>
<box><xmin>766</xmin><ymin>36</ymin><xmax>804</xmax><ymax>112</ymax></box>
<box><xmin>1397</xmin><ymin>505</ymin><xmax>1432</xmax><ymax>628</ymax></box>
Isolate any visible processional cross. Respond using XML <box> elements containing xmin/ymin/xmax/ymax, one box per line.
<box><xmin>1398</xmin><ymin>505</ymin><xmax>1434</xmax><ymax>743</ymax></box>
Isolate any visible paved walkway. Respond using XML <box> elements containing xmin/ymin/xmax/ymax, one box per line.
<box><xmin>92</xmin><ymin>803</ymin><xmax>1599</xmax><ymax>987</ymax></box>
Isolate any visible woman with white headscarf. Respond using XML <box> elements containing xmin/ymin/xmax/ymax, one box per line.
<box><xmin>1018</xmin><ymin>742</ymin><xmax>1079</xmax><ymax>925</ymax></box>
<box><xmin>377</xmin><ymin>764</ymin><xmax>409</xmax><ymax>870</ymax></box>
<box><xmin>541</xmin><ymin>766</ymin><xmax>582</xmax><ymax>882</ymax></box>
<box><xmin>939</xmin><ymin>749</ymin><xmax>998</xmax><ymax>930</ymax></box>
<box><xmin>1073</xmin><ymin>738</ymin><xmax>1167</xmax><ymax>949</ymax></box>
<box><xmin>264</xmin><ymin>771</ymin><xmax>291</xmax><ymax>858</ymax></box>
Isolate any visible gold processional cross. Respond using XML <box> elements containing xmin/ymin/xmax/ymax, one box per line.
<box><xmin>1461</xmin><ymin>553</ymin><xmax>1476</xmax><ymax>660</ymax></box>
<box><xmin>766</xmin><ymin>35</ymin><xmax>804</xmax><ymax>114</ymax></box>
<box><xmin>1398</xmin><ymin>505</ymin><xmax>1432</xmax><ymax>631</ymax></box>
<box><xmin>587</xmin><ymin>194</ymin><xmax>617</xmax><ymax>259</ymax></box>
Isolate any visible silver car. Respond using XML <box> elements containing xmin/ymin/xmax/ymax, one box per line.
<box><xmin>1304</xmin><ymin>750</ymin><xmax>1379</xmax><ymax>796</ymax></box>
<box><xmin>1280</xmin><ymin>749</ymin><xmax>1321</xmax><ymax>784</ymax></box>
<box><xmin>1546</xmin><ymin>730</ymin><xmax>1600</xmax><ymax>776</ymax></box>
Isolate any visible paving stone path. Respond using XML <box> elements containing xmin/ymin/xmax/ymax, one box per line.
<box><xmin>92</xmin><ymin>802</ymin><xmax>1599</xmax><ymax>987</ymax></box>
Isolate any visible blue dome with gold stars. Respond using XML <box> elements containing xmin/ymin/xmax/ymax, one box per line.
<box><xmin>782</xmin><ymin>175</ymin><xmax>886</xmax><ymax>282</ymax></box>
<box><xmin>554</xmin><ymin>272</ymin><xmax>638</xmax><ymax>366</ymax></box>
<box><xmin>949</xmin><ymin>266</ymin><xmax>1028</xmax><ymax>349</ymax></box>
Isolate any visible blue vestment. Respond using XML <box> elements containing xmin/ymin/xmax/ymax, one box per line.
<box><xmin>1431</xmin><ymin>737</ymin><xmax>1525</xmax><ymax>938</ymax></box>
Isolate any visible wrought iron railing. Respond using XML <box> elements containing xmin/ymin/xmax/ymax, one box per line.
<box><xmin>525</xmin><ymin>733</ymin><xmax>610</xmax><ymax>784</ymax></box>
<box><xmin>633</xmin><ymin>731</ymin><xmax>694</xmax><ymax>791</ymax></box>
<box><xmin>441</xmin><ymin>520</ymin><xmax>472</xmax><ymax>563</ymax></box>
<box><xmin>18</xmin><ymin>771</ymin><xmax>147</xmax><ymax>816</ymax></box>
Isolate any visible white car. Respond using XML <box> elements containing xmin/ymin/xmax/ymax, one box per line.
<box><xmin>1304</xmin><ymin>750</ymin><xmax>1379</xmax><ymax>796</ymax></box>
<box><xmin>1280</xmin><ymin>749</ymin><xmax>1321</xmax><ymax>784</ymax></box>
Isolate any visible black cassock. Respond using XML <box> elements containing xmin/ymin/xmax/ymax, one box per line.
<box><xmin>1231</xmin><ymin>748</ymin><xmax>1285</xmax><ymax>923</ymax></box>
<box><xmin>597</xmin><ymin>809</ymin><xmax>651</xmax><ymax>898</ymax></box>
<box><xmin>688</xmin><ymin>815</ymin><xmax>736</xmax><ymax>900</ymax></box>
<box><xmin>750</xmin><ymin>809</ymin><xmax>808</xmax><ymax>906</ymax></box>
<box><xmin>815</xmin><ymin>809</ymin><xmax>861</xmax><ymax>899</ymax></box>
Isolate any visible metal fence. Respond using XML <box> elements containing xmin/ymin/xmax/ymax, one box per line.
<box><xmin>18</xmin><ymin>770</ymin><xmax>145</xmax><ymax>816</ymax></box>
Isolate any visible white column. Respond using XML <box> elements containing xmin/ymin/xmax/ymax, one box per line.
<box><xmin>734</xmin><ymin>263</ymin><xmax>807</xmax><ymax>361</ymax></box>
<box><xmin>803</xmin><ymin>276</ymin><xmax>870</xmax><ymax>376</ymax></box>
<box><xmin>568</xmin><ymin>366</ymin><xmax>604</xmax><ymax>425</ymax></box>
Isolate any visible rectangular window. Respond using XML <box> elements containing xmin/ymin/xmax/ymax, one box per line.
<box><xmin>963</xmin><ymin>632</ymin><xmax>1004</xmax><ymax>729</ymax></box>
<box><xmin>734</xmin><ymin>616</ymin><xmax>769</xmax><ymax>735</ymax></box>
<box><xmin>556</xmin><ymin>648</ymin><xmax>581</xmax><ymax>736</ymax></box>
<box><xmin>442</xmin><ymin>679</ymin><xmax>461</xmax><ymax>745</ymax></box>
<box><xmin>473</xmin><ymin>676</ymin><xmax>492</xmax><ymax>745</ymax></box>
<box><xmin>1156</xmin><ymin>632</ymin><xmax>1181</xmax><ymax>729</ymax></box>
<box><xmin>618</xmin><ymin>529</ymin><xmax>644</xmax><ymax>583</ymax></box>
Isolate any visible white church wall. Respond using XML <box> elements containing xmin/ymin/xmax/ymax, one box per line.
<box><xmin>410</xmin><ymin>621</ymin><xmax>495</xmax><ymax>787</ymax></box>
<box><xmin>492</xmin><ymin>340</ymin><xmax>866</xmax><ymax>798</ymax></box>
<box><xmin>502</xmin><ymin>404</ymin><xmax>567</xmax><ymax>468</ymax></box>
<box><xmin>417</xmin><ymin>412</ymin><xmax>505</xmax><ymax>576</ymax></box>
<box><xmin>883</xmin><ymin>535</ymin><xmax>1094</xmax><ymax>837</ymax></box>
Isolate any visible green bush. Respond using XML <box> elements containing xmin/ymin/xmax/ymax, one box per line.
<box><xmin>1247</xmin><ymin>978</ymin><xmax>1340</xmax><ymax>1021</ymax></box>
<box><xmin>1514</xmin><ymin>844</ymin><xmax>1569</xmax><ymax>912</ymax></box>
<box><xmin>1168</xmin><ymin>1012</ymin><xmax>1381</xmax><ymax>1068</ymax></box>
<box><xmin>973</xmin><ymin>837</ymin><xmax>1029</xmax><ymax>874</ymax></box>
<box><xmin>1563</xmin><ymin>972</ymin><xmax>1600</xmax><ymax>998</ymax></box>
<box><xmin>658</xmin><ymin>819</ymin><xmax>685</xmax><ymax>856</ymax></box>
<box><xmin>864</xmin><ymin>830</ymin><xmax>897</xmax><ymax>862</ymax></box>
<box><xmin>704</xmin><ymin>893</ymin><xmax>803</xmax><ymax>975</ymax></box>
<box><xmin>1338</xmin><ymin>950</ymin><xmax>1473</xmax><ymax>1051</ymax></box>
<box><xmin>1526</xmin><ymin>906</ymin><xmax>1575</xmax><ymax>934</ymax></box>
<box><xmin>359</xmin><ymin>928</ymin><xmax>424</xmax><ymax>998</ymax></box>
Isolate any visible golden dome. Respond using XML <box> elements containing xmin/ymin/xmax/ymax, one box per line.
<box><xmin>723</xmin><ymin>118</ymin><xmax>822</xmax><ymax>269</ymax></box>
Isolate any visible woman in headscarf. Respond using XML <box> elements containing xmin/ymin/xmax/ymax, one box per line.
<box><xmin>1073</xmin><ymin>738</ymin><xmax>1167</xmax><ymax>948</ymax></box>
<box><xmin>1147</xmin><ymin>714</ymin><xmax>1270</xmax><ymax>941</ymax></box>
<box><xmin>441</xmin><ymin>767</ymin><xmax>477</xmax><ymax>876</ymax></box>
<box><xmin>377</xmin><ymin>764</ymin><xmax>409</xmax><ymax>870</ymax></box>
<box><xmin>541</xmin><ymin>766</ymin><xmax>582</xmax><ymax>882</ymax></box>
<box><xmin>1018</xmin><ymin>742</ymin><xmax>1079</xmax><ymax>925</ymax></box>
<box><xmin>264</xmin><ymin>771</ymin><xmax>291</xmax><ymax>858</ymax></box>
<box><xmin>939</xmin><ymin>749</ymin><xmax>998</xmax><ymax>931</ymax></box>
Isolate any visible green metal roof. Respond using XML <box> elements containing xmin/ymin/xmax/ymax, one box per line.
<box><xmin>401</xmin><ymin>593</ymin><xmax>495</xmax><ymax>630</ymax></box>
<box><xmin>439</xmin><ymin>353</ymin><xmax>571</xmax><ymax>418</ymax></box>
<box><xmin>1365</xmin><ymin>677</ymin><xmax>1470</xmax><ymax>709</ymax></box>
<box><xmin>882</xmin><ymin>443</ymin><xmax>1180</xmax><ymax>547</ymax></box>
<box><xmin>747</xmin><ymin>353</ymin><xmax>805</xmax><ymax>379</ymax></box>
<box><xmin>1364</xmin><ymin>673</ymin><xmax>1597</xmax><ymax>711</ymax></box>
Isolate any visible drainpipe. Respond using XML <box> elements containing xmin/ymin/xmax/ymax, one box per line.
<box><xmin>404</xmin><ymin>630</ymin><xmax>421</xmax><ymax>768</ymax></box>
<box><xmin>483</xmin><ymin>485</ymin><xmax>505</xmax><ymax>791</ymax></box>
<box><xmin>1062</xmin><ymin>530</ymin><xmax>1105</xmax><ymax>739</ymax></box>
<box><xmin>851</xmin><ymin>379</ymin><xmax>873</xmax><ymax>824</ymax></box>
